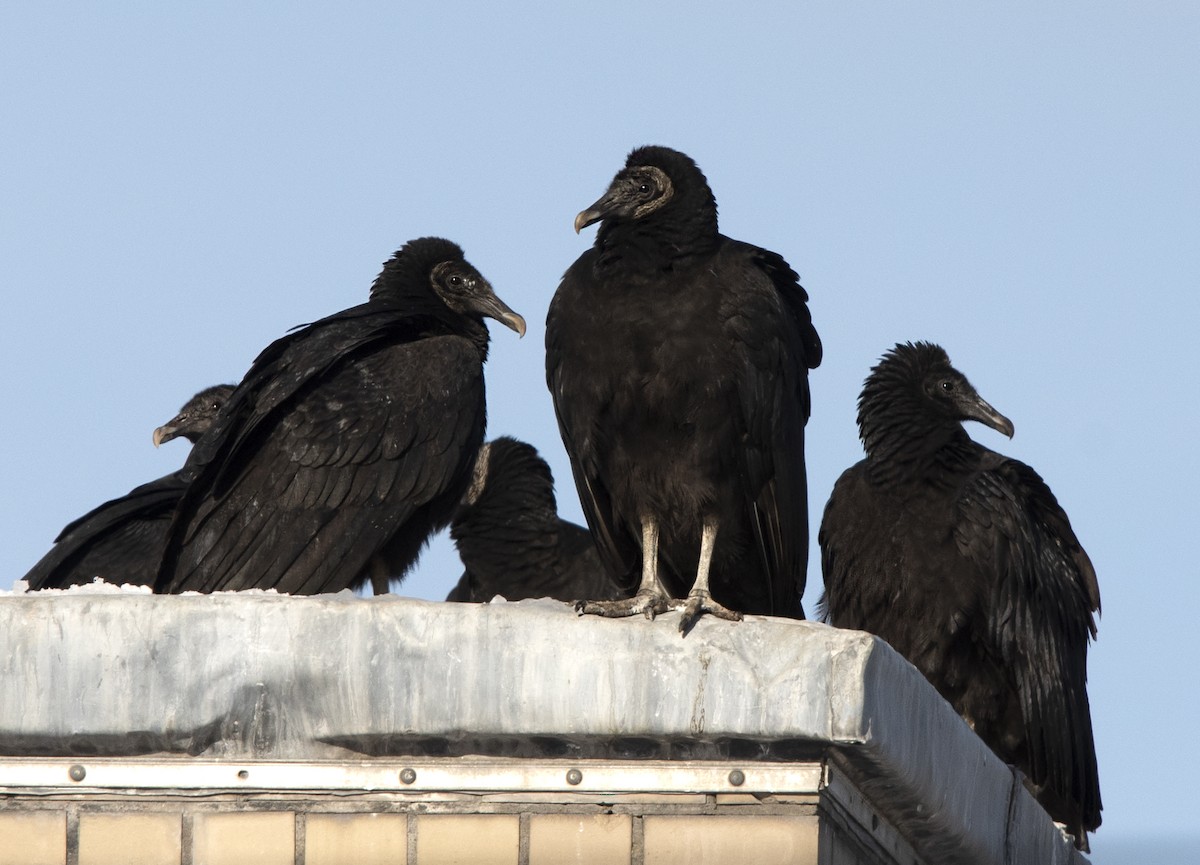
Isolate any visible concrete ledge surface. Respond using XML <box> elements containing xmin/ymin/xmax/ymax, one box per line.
<box><xmin>0</xmin><ymin>584</ymin><xmax>1085</xmax><ymax>864</ymax></box>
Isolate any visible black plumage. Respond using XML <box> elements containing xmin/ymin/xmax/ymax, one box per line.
<box><xmin>155</xmin><ymin>237</ymin><xmax>525</xmax><ymax>595</ymax></box>
<box><xmin>445</xmin><ymin>436</ymin><xmax>623</xmax><ymax>604</ymax></box>
<box><xmin>546</xmin><ymin>146</ymin><xmax>821</xmax><ymax>632</ymax></box>
<box><xmin>23</xmin><ymin>384</ymin><xmax>235</xmax><ymax>589</ymax></box>
<box><xmin>819</xmin><ymin>341</ymin><xmax>1101</xmax><ymax>849</ymax></box>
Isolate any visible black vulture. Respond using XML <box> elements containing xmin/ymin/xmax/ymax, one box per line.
<box><xmin>445</xmin><ymin>436</ymin><xmax>624</xmax><ymax>604</ymax></box>
<box><xmin>151</xmin><ymin>385</ymin><xmax>236</xmax><ymax>449</ymax></box>
<box><xmin>155</xmin><ymin>237</ymin><xmax>525</xmax><ymax>595</ymax></box>
<box><xmin>22</xmin><ymin>384</ymin><xmax>235</xmax><ymax>589</ymax></box>
<box><xmin>818</xmin><ymin>341</ymin><xmax>1101</xmax><ymax>849</ymax></box>
<box><xmin>546</xmin><ymin>145</ymin><xmax>821</xmax><ymax>632</ymax></box>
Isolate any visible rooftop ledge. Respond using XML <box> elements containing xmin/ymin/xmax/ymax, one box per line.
<box><xmin>0</xmin><ymin>585</ymin><xmax>1085</xmax><ymax>864</ymax></box>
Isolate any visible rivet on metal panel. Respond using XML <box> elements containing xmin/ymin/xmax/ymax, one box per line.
<box><xmin>400</xmin><ymin>768</ymin><xmax>417</xmax><ymax>785</ymax></box>
<box><xmin>728</xmin><ymin>769</ymin><xmax>745</xmax><ymax>787</ymax></box>
<box><xmin>565</xmin><ymin>768</ymin><xmax>583</xmax><ymax>785</ymax></box>
<box><xmin>68</xmin><ymin>764</ymin><xmax>86</xmax><ymax>782</ymax></box>
<box><xmin>237</xmin><ymin>770</ymin><xmax>249</xmax><ymax>780</ymax></box>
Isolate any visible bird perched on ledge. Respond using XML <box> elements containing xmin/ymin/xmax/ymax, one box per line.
<box><xmin>156</xmin><ymin>237</ymin><xmax>525</xmax><ymax>595</ymax></box>
<box><xmin>819</xmin><ymin>341</ymin><xmax>1101</xmax><ymax>850</ymax></box>
<box><xmin>547</xmin><ymin>145</ymin><xmax>821</xmax><ymax>633</ymax></box>
<box><xmin>446</xmin><ymin>437</ymin><xmax>623</xmax><ymax>604</ymax></box>
<box><xmin>23</xmin><ymin>384</ymin><xmax>235</xmax><ymax>589</ymax></box>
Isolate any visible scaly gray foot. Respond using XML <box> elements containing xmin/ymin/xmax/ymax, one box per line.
<box><xmin>576</xmin><ymin>590</ymin><xmax>674</xmax><ymax>620</ymax></box>
<box><xmin>677</xmin><ymin>589</ymin><xmax>743</xmax><ymax>634</ymax></box>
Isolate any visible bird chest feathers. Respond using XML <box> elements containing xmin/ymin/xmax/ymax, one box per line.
<box><xmin>564</xmin><ymin>272</ymin><xmax>732</xmax><ymax>421</ymax></box>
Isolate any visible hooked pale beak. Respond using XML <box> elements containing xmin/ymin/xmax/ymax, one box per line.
<box><xmin>963</xmin><ymin>394</ymin><xmax>1014</xmax><ymax>438</ymax></box>
<box><xmin>574</xmin><ymin>207</ymin><xmax>604</xmax><ymax>234</ymax></box>
<box><xmin>152</xmin><ymin>422</ymin><xmax>181</xmax><ymax>448</ymax></box>
<box><xmin>472</xmin><ymin>290</ymin><xmax>526</xmax><ymax>337</ymax></box>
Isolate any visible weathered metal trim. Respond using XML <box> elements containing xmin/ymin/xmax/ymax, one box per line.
<box><xmin>820</xmin><ymin>763</ymin><xmax>921</xmax><ymax>865</ymax></box>
<box><xmin>0</xmin><ymin>757</ymin><xmax>824</xmax><ymax>796</ymax></box>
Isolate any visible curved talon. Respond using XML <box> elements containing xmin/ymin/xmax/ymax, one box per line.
<box><xmin>677</xmin><ymin>591</ymin><xmax>743</xmax><ymax>634</ymax></box>
<box><xmin>642</xmin><ymin>593</ymin><xmax>674</xmax><ymax>620</ymax></box>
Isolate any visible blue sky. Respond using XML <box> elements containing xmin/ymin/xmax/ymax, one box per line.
<box><xmin>2</xmin><ymin>4</ymin><xmax>1196</xmax><ymax>860</ymax></box>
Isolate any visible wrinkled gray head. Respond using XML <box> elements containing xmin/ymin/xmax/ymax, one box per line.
<box><xmin>371</xmin><ymin>236</ymin><xmax>526</xmax><ymax>337</ymax></box>
<box><xmin>152</xmin><ymin>384</ymin><xmax>237</xmax><ymax>447</ymax></box>
<box><xmin>858</xmin><ymin>341</ymin><xmax>1014</xmax><ymax>457</ymax></box>
<box><xmin>574</xmin><ymin>145</ymin><xmax>716</xmax><ymax>237</ymax></box>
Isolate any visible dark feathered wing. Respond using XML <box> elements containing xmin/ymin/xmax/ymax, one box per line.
<box><xmin>954</xmin><ymin>451</ymin><xmax>1101</xmax><ymax>833</ymax></box>
<box><xmin>545</xmin><ymin>251</ymin><xmax>642</xmax><ymax>591</ymax></box>
<box><xmin>158</xmin><ymin>303</ymin><xmax>485</xmax><ymax>594</ymax></box>
<box><xmin>720</xmin><ymin>241</ymin><xmax>820</xmax><ymax>616</ymax></box>
<box><xmin>815</xmin><ymin>464</ymin><xmax>870</xmax><ymax>623</ymax></box>
<box><xmin>447</xmin><ymin>436</ymin><xmax>622</xmax><ymax>604</ymax></box>
<box><xmin>554</xmin><ymin>524</ymin><xmax>623</xmax><ymax>600</ymax></box>
<box><xmin>447</xmin><ymin>519</ymin><xmax>617</xmax><ymax>604</ymax></box>
<box><xmin>546</xmin><ymin>396</ymin><xmax>640</xmax><ymax>592</ymax></box>
<box><xmin>749</xmin><ymin>246</ymin><xmax>823</xmax><ymax>384</ymax></box>
<box><xmin>23</xmin><ymin>474</ymin><xmax>187</xmax><ymax>589</ymax></box>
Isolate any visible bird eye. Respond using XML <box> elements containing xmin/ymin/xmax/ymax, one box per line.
<box><xmin>638</xmin><ymin>183</ymin><xmax>651</xmax><ymax>194</ymax></box>
<box><xmin>940</xmin><ymin>380</ymin><xmax>955</xmax><ymax>393</ymax></box>
<box><xmin>210</xmin><ymin>402</ymin><xmax>220</xmax><ymax>410</ymax></box>
<box><xmin>448</xmin><ymin>275</ymin><xmax>463</xmax><ymax>287</ymax></box>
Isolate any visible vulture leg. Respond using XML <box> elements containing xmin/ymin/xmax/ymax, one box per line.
<box><xmin>677</xmin><ymin>516</ymin><xmax>743</xmax><ymax>633</ymax></box>
<box><xmin>576</xmin><ymin>515</ymin><xmax>672</xmax><ymax>619</ymax></box>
